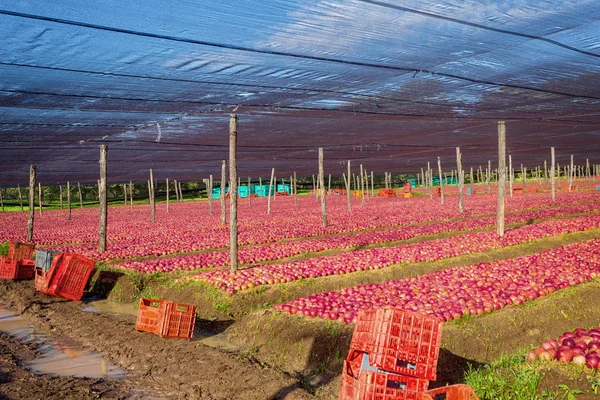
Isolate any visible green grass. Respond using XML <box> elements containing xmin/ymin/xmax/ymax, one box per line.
<box><xmin>465</xmin><ymin>351</ymin><xmax>547</xmax><ymax>400</ymax></box>
<box><xmin>0</xmin><ymin>242</ymin><xmax>9</xmax><ymax>256</ymax></box>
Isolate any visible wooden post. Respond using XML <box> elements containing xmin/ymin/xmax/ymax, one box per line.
<box><xmin>551</xmin><ymin>148</ymin><xmax>556</xmax><ymax>201</ymax></box>
<box><xmin>370</xmin><ymin>171</ymin><xmax>374</xmax><ymax>197</ymax></box>
<box><xmin>248</xmin><ymin>177</ymin><xmax>252</xmax><ymax>207</ymax></box>
<box><xmin>456</xmin><ymin>147</ymin><xmax>464</xmax><ymax>213</ymax></box>
<box><xmin>273</xmin><ymin>175</ymin><xmax>277</xmax><ymax>201</ymax></box>
<box><xmin>346</xmin><ymin>161</ymin><xmax>352</xmax><ymax>213</ymax></box>
<box><xmin>569</xmin><ymin>155</ymin><xmax>574</xmax><ymax>192</ymax></box>
<box><xmin>469</xmin><ymin>166</ymin><xmax>474</xmax><ymax>194</ymax></box>
<box><xmin>421</xmin><ymin>168</ymin><xmax>425</xmax><ymax>191</ymax></box>
<box><xmin>178</xmin><ymin>181</ymin><xmax>183</xmax><ymax>201</ymax></box>
<box><xmin>487</xmin><ymin>160</ymin><xmax>491</xmax><ymax>194</ymax></box>
<box><xmin>360</xmin><ymin>164</ymin><xmax>365</xmax><ymax>205</ymax></box>
<box><xmin>66</xmin><ymin>181</ymin><xmax>71</xmax><ymax>220</ymax></box>
<box><xmin>220</xmin><ymin>160</ymin><xmax>226</xmax><ymax>225</ymax></box>
<box><xmin>27</xmin><ymin>165</ymin><xmax>36</xmax><ymax>242</ymax></box>
<box><xmin>544</xmin><ymin>160</ymin><xmax>548</xmax><ymax>187</ymax></box>
<box><xmin>427</xmin><ymin>162</ymin><xmax>433</xmax><ymax>199</ymax></box>
<box><xmin>319</xmin><ymin>148</ymin><xmax>328</xmax><ymax>227</ymax></box>
<box><xmin>497</xmin><ymin>121</ymin><xmax>506</xmax><ymax>237</ymax></box>
<box><xmin>229</xmin><ymin>114</ymin><xmax>238</xmax><ymax>272</ymax></box>
<box><xmin>312</xmin><ymin>174</ymin><xmax>317</xmax><ymax>199</ymax></box>
<box><xmin>98</xmin><ymin>145</ymin><xmax>108</xmax><ymax>252</ymax></box>
<box><xmin>147</xmin><ymin>180</ymin><xmax>151</xmax><ymax>204</ymax></box>
<box><xmin>129</xmin><ymin>181</ymin><xmax>133</xmax><ymax>208</ymax></box>
<box><xmin>173</xmin><ymin>179</ymin><xmax>178</xmax><ymax>202</ymax></box>
<box><xmin>78</xmin><ymin>182</ymin><xmax>83</xmax><ymax>208</ymax></box>
<box><xmin>38</xmin><ymin>182</ymin><xmax>43</xmax><ymax>216</ymax></box>
<box><xmin>509</xmin><ymin>155</ymin><xmax>513</xmax><ymax>198</ymax></box>
<box><xmin>208</xmin><ymin>175</ymin><xmax>213</xmax><ymax>214</ymax></box>
<box><xmin>166</xmin><ymin>178</ymin><xmax>170</xmax><ymax>213</ymax></box>
<box><xmin>293</xmin><ymin>171</ymin><xmax>298</xmax><ymax>208</ymax></box>
<box><xmin>328</xmin><ymin>174</ymin><xmax>331</xmax><ymax>193</ymax></box>
<box><xmin>17</xmin><ymin>184</ymin><xmax>23</xmax><ymax>212</ymax></box>
<box><xmin>123</xmin><ymin>183</ymin><xmax>127</xmax><ymax>205</ymax></box>
<box><xmin>267</xmin><ymin>167</ymin><xmax>275</xmax><ymax>215</ymax></box>
<box><xmin>149</xmin><ymin>170</ymin><xmax>155</xmax><ymax>223</ymax></box>
<box><xmin>438</xmin><ymin>157</ymin><xmax>444</xmax><ymax>204</ymax></box>
<box><xmin>59</xmin><ymin>185</ymin><xmax>63</xmax><ymax>209</ymax></box>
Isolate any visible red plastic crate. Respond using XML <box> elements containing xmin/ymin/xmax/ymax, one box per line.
<box><xmin>163</xmin><ymin>302</ymin><xmax>198</xmax><ymax>339</ymax></box>
<box><xmin>348</xmin><ymin>308</ymin><xmax>443</xmax><ymax>381</ymax></box>
<box><xmin>35</xmin><ymin>253</ymin><xmax>66</xmax><ymax>294</ymax></box>
<box><xmin>8</xmin><ymin>242</ymin><xmax>35</xmax><ymax>261</ymax></box>
<box><xmin>136</xmin><ymin>298</ymin><xmax>171</xmax><ymax>336</ymax></box>
<box><xmin>0</xmin><ymin>257</ymin><xmax>35</xmax><ymax>280</ymax></box>
<box><xmin>135</xmin><ymin>298</ymin><xmax>197</xmax><ymax>339</ymax></box>
<box><xmin>339</xmin><ymin>360</ymin><xmax>429</xmax><ymax>400</ymax></box>
<box><xmin>47</xmin><ymin>254</ymin><xmax>95</xmax><ymax>301</ymax></box>
<box><xmin>422</xmin><ymin>384</ymin><xmax>479</xmax><ymax>400</ymax></box>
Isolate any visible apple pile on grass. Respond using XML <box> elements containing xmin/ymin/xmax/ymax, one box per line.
<box><xmin>273</xmin><ymin>238</ymin><xmax>600</xmax><ymax>324</ymax></box>
<box><xmin>185</xmin><ymin>213</ymin><xmax>600</xmax><ymax>291</ymax></box>
<box><xmin>528</xmin><ymin>328</ymin><xmax>600</xmax><ymax>369</ymax></box>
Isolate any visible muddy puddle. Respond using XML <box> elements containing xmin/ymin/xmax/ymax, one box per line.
<box><xmin>0</xmin><ymin>309</ymin><xmax>125</xmax><ymax>379</ymax></box>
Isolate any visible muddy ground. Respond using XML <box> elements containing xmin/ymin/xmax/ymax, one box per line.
<box><xmin>0</xmin><ymin>281</ymin><xmax>312</xmax><ymax>400</ymax></box>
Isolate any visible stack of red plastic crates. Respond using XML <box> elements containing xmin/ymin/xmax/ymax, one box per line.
<box><xmin>339</xmin><ymin>307</ymin><xmax>479</xmax><ymax>400</ymax></box>
<box><xmin>0</xmin><ymin>242</ymin><xmax>35</xmax><ymax>280</ymax></box>
<box><xmin>34</xmin><ymin>253</ymin><xmax>95</xmax><ymax>301</ymax></box>
<box><xmin>135</xmin><ymin>298</ymin><xmax>197</xmax><ymax>339</ymax></box>
<box><xmin>339</xmin><ymin>307</ymin><xmax>443</xmax><ymax>400</ymax></box>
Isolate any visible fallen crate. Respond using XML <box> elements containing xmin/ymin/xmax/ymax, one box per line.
<box><xmin>0</xmin><ymin>258</ymin><xmax>35</xmax><ymax>280</ymax></box>
<box><xmin>135</xmin><ymin>298</ymin><xmax>198</xmax><ymax>339</ymax></box>
<box><xmin>35</xmin><ymin>253</ymin><xmax>95</xmax><ymax>301</ymax></box>
<box><xmin>422</xmin><ymin>384</ymin><xmax>480</xmax><ymax>400</ymax></box>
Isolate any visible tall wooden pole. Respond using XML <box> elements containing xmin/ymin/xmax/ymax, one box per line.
<box><xmin>38</xmin><ymin>182</ymin><xmax>43</xmax><ymax>216</ymax></box>
<box><xmin>509</xmin><ymin>154</ymin><xmax>513</xmax><ymax>198</ymax></box>
<box><xmin>229</xmin><ymin>114</ymin><xmax>239</xmax><ymax>272</ymax></box>
<box><xmin>497</xmin><ymin>121</ymin><xmax>506</xmax><ymax>237</ymax></box>
<box><xmin>178</xmin><ymin>182</ymin><xmax>183</xmax><ymax>201</ymax></box>
<box><xmin>166</xmin><ymin>178</ymin><xmax>170</xmax><ymax>213</ymax></box>
<box><xmin>248</xmin><ymin>177</ymin><xmax>252</xmax><ymax>207</ymax></box>
<box><xmin>149</xmin><ymin>169</ymin><xmax>155</xmax><ymax>223</ymax></box>
<box><xmin>17</xmin><ymin>184</ymin><xmax>23</xmax><ymax>212</ymax></box>
<box><xmin>67</xmin><ymin>181</ymin><xmax>71</xmax><ymax>220</ymax></box>
<box><xmin>98</xmin><ymin>145</ymin><xmax>108</xmax><ymax>252</ymax></box>
<box><xmin>456</xmin><ymin>147</ymin><xmax>464</xmax><ymax>213</ymax></box>
<box><xmin>569</xmin><ymin>155</ymin><xmax>574</xmax><ymax>192</ymax></box>
<box><xmin>129</xmin><ymin>181</ymin><xmax>133</xmax><ymax>208</ymax></box>
<box><xmin>370</xmin><ymin>171</ymin><xmax>374</xmax><ymax>197</ymax></box>
<box><xmin>78</xmin><ymin>182</ymin><xmax>83</xmax><ymax>208</ymax></box>
<box><xmin>544</xmin><ymin>160</ymin><xmax>548</xmax><ymax>187</ymax></box>
<box><xmin>438</xmin><ymin>157</ymin><xmax>444</xmax><ymax>204</ymax></box>
<box><xmin>551</xmin><ymin>148</ymin><xmax>556</xmax><ymax>201</ymax></box>
<box><xmin>328</xmin><ymin>174</ymin><xmax>331</xmax><ymax>194</ymax></box>
<box><xmin>59</xmin><ymin>185</ymin><xmax>63</xmax><ymax>209</ymax></box>
<box><xmin>360</xmin><ymin>164</ymin><xmax>365</xmax><ymax>205</ymax></box>
<box><xmin>487</xmin><ymin>160</ymin><xmax>491</xmax><ymax>194</ymax></box>
<box><xmin>267</xmin><ymin>167</ymin><xmax>275</xmax><ymax>215</ymax></box>
<box><xmin>312</xmin><ymin>175</ymin><xmax>317</xmax><ymax>200</ymax></box>
<box><xmin>27</xmin><ymin>165</ymin><xmax>36</xmax><ymax>242</ymax></box>
<box><xmin>319</xmin><ymin>148</ymin><xmax>328</xmax><ymax>227</ymax></box>
<box><xmin>208</xmin><ymin>175</ymin><xmax>213</xmax><ymax>214</ymax></box>
<box><xmin>293</xmin><ymin>171</ymin><xmax>298</xmax><ymax>208</ymax></box>
<box><xmin>346</xmin><ymin>161</ymin><xmax>352</xmax><ymax>214</ymax></box>
<box><xmin>123</xmin><ymin>183</ymin><xmax>127</xmax><ymax>205</ymax></box>
<box><xmin>220</xmin><ymin>160</ymin><xmax>226</xmax><ymax>225</ymax></box>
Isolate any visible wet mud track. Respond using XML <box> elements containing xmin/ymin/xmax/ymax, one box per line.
<box><xmin>0</xmin><ymin>281</ymin><xmax>312</xmax><ymax>400</ymax></box>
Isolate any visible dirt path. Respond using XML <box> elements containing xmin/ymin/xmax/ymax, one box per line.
<box><xmin>0</xmin><ymin>281</ymin><xmax>312</xmax><ymax>400</ymax></box>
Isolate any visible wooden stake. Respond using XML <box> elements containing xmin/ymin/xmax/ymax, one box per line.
<box><xmin>59</xmin><ymin>185</ymin><xmax>63</xmax><ymax>209</ymax></box>
<box><xmin>67</xmin><ymin>181</ymin><xmax>71</xmax><ymax>220</ymax></box>
<box><xmin>17</xmin><ymin>184</ymin><xmax>23</xmax><ymax>212</ymax></box>
<box><xmin>328</xmin><ymin>174</ymin><xmax>331</xmax><ymax>193</ymax></box>
<box><xmin>123</xmin><ymin>183</ymin><xmax>127</xmax><ymax>205</ymax></box>
<box><xmin>312</xmin><ymin>174</ymin><xmax>317</xmax><ymax>199</ymax></box>
<box><xmin>78</xmin><ymin>182</ymin><xmax>83</xmax><ymax>209</ymax></box>
<box><xmin>27</xmin><ymin>165</ymin><xmax>36</xmax><ymax>242</ymax></box>
<box><xmin>544</xmin><ymin>160</ymin><xmax>548</xmax><ymax>187</ymax></box>
<box><xmin>497</xmin><ymin>121</ymin><xmax>506</xmax><ymax>237</ymax></box>
<box><xmin>248</xmin><ymin>177</ymin><xmax>252</xmax><ymax>207</ymax></box>
<box><xmin>129</xmin><ymin>181</ymin><xmax>133</xmax><ymax>209</ymax></box>
<box><xmin>98</xmin><ymin>145</ymin><xmax>108</xmax><ymax>252</ymax></box>
<box><xmin>208</xmin><ymin>175</ymin><xmax>213</xmax><ymax>214</ymax></box>
<box><xmin>220</xmin><ymin>160</ymin><xmax>226</xmax><ymax>225</ymax></box>
<box><xmin>427</xmin><ymin>162</ymin><xmax>433</xmax><ymax>199</ymax></box>
<box><xmin>179</xmin><ymin>181</ymin><xmax>183</xmax><ymax>201</ymax></box>
<box><xmin>319</xmin><ymin>148</ymin><xmax>328</xmax><ymax>227</ymax></box>
<box><xmin>509</xmin><ymin>155</ymin><xmax>513</xmax><ymax>198</ymax></box>
<box><xmin>438</xmin><ymin>157</ymin><xmax>444</xmax><ymax>204</ymax></box>
<box><xmin>370</xmin><ymin>171</ymin><xmax>374</xmax><ymax>197</ymax></box>
<box><xmin>487</xmin><ymin>160</ymin><xmax>491</xmax><ymax>194</ymax></box>
<box><xmin>38</xmin><ymin>182</ymin><xmax>43</xmax><ymax>216</ymax></box>
<box><xmin>470</xmin><ymin>166</ymin><xmax>474</xmax><ymax>194</ymax></box>
<box><xmin>360</xmin><ymin>164</ymin><xmax>365</xmax><ymax>205</ymax></box>
<box><xmin>551</xmin><ymin>148</ymin><xmax>556</xmax><ymax>201</ymax></box>
<box><xmin>149</xmin><ymin>169</ymin><xmax>155</xmax><ymax>223</ymax></box>
<box><xmin>267</xmin><ymin>167</ymin><xmax>275</xmax><ymax>215</ymax></box>
<box><xmin>293</xmin><ymin>171</ymin><xmax>298</xmax><ymax>208</ymax></box>
<box><xmin>229</xmin><ymin>114</ymin><xmax>239</xmax><ymax>272</ymax></box>
<box><xmin>346</xmin><ymin>161</ymin><xmax>352</xmax><ymax>213</ymax></box>
<box><xmin>569</xmin><ymin>155</ymin><xmax>574</xmax><ymax>192</ymax></box>
<box><xmin>166</xmin><ymin>178</ymin><xmax>170</xmax><ymax>213</ymax></box>
<box><xmin>456</xmin><ymin>147</ymin><xmax>464</xmax><ymax>213</ymax></box>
